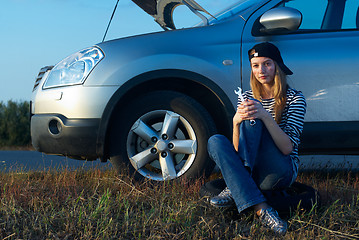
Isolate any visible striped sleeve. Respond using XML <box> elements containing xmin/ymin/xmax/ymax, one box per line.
<box><xmin>282</xmin><ymin>90</ymin><xmax>307</xmax><ymax>150</ymax></box>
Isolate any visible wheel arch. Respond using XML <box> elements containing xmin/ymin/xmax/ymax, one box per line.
<box><xmin>96</xmin><ymin>69</ymin><xmax>235</xmax><ymax>161</ymax></box>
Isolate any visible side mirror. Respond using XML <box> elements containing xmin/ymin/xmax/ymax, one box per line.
<box><xmin>259</xmin><ymin>7</ymin><xmax>302</xmax><ymax>34</ymax></box>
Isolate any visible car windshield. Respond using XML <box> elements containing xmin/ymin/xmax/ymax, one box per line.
<box><xmin>196</xmin><ymin>0</ymin><xmax>268</xmax><ymax>26</ymax></box>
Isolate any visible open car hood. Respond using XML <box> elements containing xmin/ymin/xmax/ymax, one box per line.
<box><xmin>131</xmin><ymin>0</ymin><xmax>214</xmax><ymax>30</ymax></box>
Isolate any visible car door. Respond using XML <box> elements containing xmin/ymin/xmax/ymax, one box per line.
<box><xmin>241</xmin><ymin>0</ymin><xmax>359</xmax><ymax>154</ymax></box>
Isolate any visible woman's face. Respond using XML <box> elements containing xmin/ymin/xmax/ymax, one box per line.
<box><xmin>250</xmin><ymin>57</ymin><xmax>276</xmax><ymax>86</ymax></box>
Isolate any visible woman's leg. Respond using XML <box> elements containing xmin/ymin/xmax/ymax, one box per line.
<box><xmin>237</xmin><ymin>120</ymin><xmax>292</xmax><ymax>236</ymax></box>
<box><xmin>207</xmin><ymin>134</ymin><xmax>266</xmax><ymax>213</ymax></box>
<box><xmin>208</xmin><ymin>120</ymin><xmax>292</xmax><ymax>235</ymax></box>
<box><xmin>237</xmin><ymin>120</ymin><xmax>294</xmax><ymax>191</ymax></box>
<box><xmin>208</xmin><ymin>120</ymin><xmax>294</xmax><ymax>213</ymax></box>
<box><xmin>252</xmin><ymin>125</ymin><xmax>294</xmax><ymax>191</ymax></box>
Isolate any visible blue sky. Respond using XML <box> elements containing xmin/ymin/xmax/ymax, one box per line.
<box><xmin>0</xmin><ymin>0</ymin><xmax>238</xmax><ymax>102</ymax></box>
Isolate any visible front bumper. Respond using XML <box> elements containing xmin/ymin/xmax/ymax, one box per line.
<box><xmin>31</xmin><ymin>114</ymin><xmax>100</xmax><ymax>160</ymax></box>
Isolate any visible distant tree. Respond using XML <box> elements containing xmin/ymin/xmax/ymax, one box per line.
<box><xmin>0</xmin><ymin>100</ymin><xmax>31</xmax><ymax>147</ymax></box>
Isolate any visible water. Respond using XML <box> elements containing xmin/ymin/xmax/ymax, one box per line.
<box><xmin>0</xmin><ymin>151</ymin><xmax>112</xmax><ymax>172</ymax></box>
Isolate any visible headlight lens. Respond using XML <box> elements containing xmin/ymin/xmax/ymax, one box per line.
<box><xmin>43</xmin><ymin>46</ymin><xmax>104</xmax><ymax>89</ymax></box>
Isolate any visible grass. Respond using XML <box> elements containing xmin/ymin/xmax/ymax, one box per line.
<box><xmin>0</xmin><ymin>166</ymin><xmax>358</xmax><ymax>239</ymax></box>
<box><xmin>0</xmin><ymin>145</ymin><xmax>35</xmax><ymax>151</ymax></box>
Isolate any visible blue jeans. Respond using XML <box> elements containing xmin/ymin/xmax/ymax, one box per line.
<box><xmin>207</xmin><ymin>120</ymin><xmax>295</xmax><ymax>213</ymax></box>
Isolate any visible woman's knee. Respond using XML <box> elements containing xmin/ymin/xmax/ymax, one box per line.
<box><xmin>241</xmin><ymin>119</ymin><xmax>263</xmax><ymax>132</ymax></box>
<box><xmin>208</xmin><ymin>134</ymin><xmax>227</xmax><ymax>148</ymax></box>
<box><xmin>207</xmin><ymin>134</ymin><xmax>231</xmax><ymax>157</ymax></box>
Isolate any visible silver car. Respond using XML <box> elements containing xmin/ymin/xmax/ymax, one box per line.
<box><xmin>31</xmin><ymin>0</ymin><xmax>359</xmax><ymax>181</ymax></box>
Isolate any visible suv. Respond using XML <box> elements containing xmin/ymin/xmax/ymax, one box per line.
<box><xmin>31</xmin><ymin>0</ymin><xmax>359</xmax><ymax>181</ymax></box>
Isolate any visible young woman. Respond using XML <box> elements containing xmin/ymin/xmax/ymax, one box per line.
<box><xmin>207</xmin><ymin>42</ymin><xmax>306</xmax><ymax>235</ymax></box>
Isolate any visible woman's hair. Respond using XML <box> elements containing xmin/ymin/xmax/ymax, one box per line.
<box><xmin>250</xmin><ymin>61</ymin><xmax>288</xmax><ymax>123</ymax></box>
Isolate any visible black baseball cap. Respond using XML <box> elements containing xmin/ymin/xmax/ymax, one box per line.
<box><xmin>248</xmin><ymin>42</ymin><xmax>293</xmax><ymax>75</ymax></box>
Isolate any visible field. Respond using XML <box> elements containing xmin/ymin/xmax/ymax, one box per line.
<box><xmin>0</xmin><ymin>166</ymin><xmax>358</xmax><ymax>239</ymax></box>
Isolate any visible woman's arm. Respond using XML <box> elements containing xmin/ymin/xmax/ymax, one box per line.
<box><xmin>260</xmin><ymin>112</ymin><xmax>293</xmax><ymax>155</ymax></box>
<box><xmin>232</xmin><ymin>110</ymin><xmax>243</xmax><ymax>152</ymax></box>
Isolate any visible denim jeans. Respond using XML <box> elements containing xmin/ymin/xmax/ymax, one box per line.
<box><xmin>207</xmin><ymin>120</ymin><xmax>294</xmax><ymax>213</ymax></box>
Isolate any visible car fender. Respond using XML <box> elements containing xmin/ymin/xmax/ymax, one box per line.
<box><xmin>96</xmin><ymin>68</ymin><xmax>236</xmax><ymax>161</ymax></box>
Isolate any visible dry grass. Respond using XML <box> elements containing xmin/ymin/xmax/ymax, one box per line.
<box><xmin>0</xmin><ymin>167</ymin><xmax>358</xmax><ymax>239</ymax></box>
<box><xmin>0</xmin><ymin>145</ymin><xmax>35</xmax><ymax>151</ymax></box>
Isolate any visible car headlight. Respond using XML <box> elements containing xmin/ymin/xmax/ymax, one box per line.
<box><xmin>43</xmin><ymin>46</ymin><xmax>104</xmax><ymax>89</ymax></box>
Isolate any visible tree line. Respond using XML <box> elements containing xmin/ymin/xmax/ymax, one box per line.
<box><xmin>0</xmin><ymin>100</ymin><xmax>31</xmax><ymax>147</ymax></box>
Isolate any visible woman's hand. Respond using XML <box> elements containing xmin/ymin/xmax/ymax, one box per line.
<box><xmin>233</xmin><ymin>110</ymin><xmax>244</xmax><ymax>127</ymax></box>
<box><xmin>235</xmin><ymin>99</ymin><xmax>270</xmax><ymax>122</ymax></box>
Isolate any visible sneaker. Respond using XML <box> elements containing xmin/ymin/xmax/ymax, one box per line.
<box><xmin>259</xmin><ymin>207</ymin><xmax>288</xmax><ymax>236</ymax></box>
<box><xmin>209</xmin><ymin>187</ymin><xmax>235</xmax><ymax>208</ymax></box>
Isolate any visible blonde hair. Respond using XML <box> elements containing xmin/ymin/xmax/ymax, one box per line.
<box><xmin>250</xmin><ymin>61</ymin><xmax>288</xmax><ymax>123</ymax></box>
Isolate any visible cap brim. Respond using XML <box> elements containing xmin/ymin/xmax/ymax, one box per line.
<box><xmin>278</xmin><ymin>63</ymin><xmax>293</xmax><ymax>75</ymax></box>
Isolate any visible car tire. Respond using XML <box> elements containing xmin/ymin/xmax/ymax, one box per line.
<box><xmin>199</xmin><ymin>178</ymin><xmax>321</xmax><ymax>215</ymax></box>
<box><xmin>109</xmin><ymin>90</ymin><xmax>217</xmax><ymax>181</ymax></box>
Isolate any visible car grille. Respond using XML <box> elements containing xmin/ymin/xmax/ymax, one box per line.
<box><xmin>33</xmin><ymin>66</ymin><xmax>53</xmax><ymax>91</ymax></box>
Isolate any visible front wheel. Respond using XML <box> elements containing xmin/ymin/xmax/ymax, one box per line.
<box><xmin>109</xmin><ymin>91</ymin><xmax>217</xmax><ymax>181</ymax></box>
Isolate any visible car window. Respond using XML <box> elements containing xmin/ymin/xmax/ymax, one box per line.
<box><xmin>284</xmin><ymin>0</ymin><xmax>326</xmax><ymax>29</ymax></box>
<box><xmin>342</xmin><ymin>0</ymin><xmax>359</xmax><ymax>29</ymax></box>
<box><xmin>284</xmin><ymin>0</ymin><xmax>359</xmax><ymax>30</ymax></box>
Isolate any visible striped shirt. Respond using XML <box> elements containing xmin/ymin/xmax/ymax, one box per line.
<box><xmin>237</xmin><ymin>87</ymin><xmax>307</xmax><ymax>175</ymax></box>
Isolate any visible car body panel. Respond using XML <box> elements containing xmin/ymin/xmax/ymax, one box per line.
<box><xmin>90</xmin><ymin>23</ymin><xmax>242</xmax><ymax>88</ymax></box>
<box><xmin>32</xmin><ymin>79</ymin><xmax>118</xmax><ymax>119</ymax></box>
<box><xmin>31</xmin><ymin>114</ymin><xmax>99</xmax><ymax>160</ymax></box>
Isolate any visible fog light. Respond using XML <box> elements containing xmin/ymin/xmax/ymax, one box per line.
<box><xmin>49</xmin><ymin>119</ymin><xmax>62</xmax><ymax>135</ymax></box>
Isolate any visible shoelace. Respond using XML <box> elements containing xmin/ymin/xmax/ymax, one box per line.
<box><xmin>260</xmin><ymin>208</ymin><xmax>286</xmax><ymax>230</ymax></box>
<box><xmin>218</xmin><ymin>187</ymin><xmax>232</xmax><ymax>197</ymax></box>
